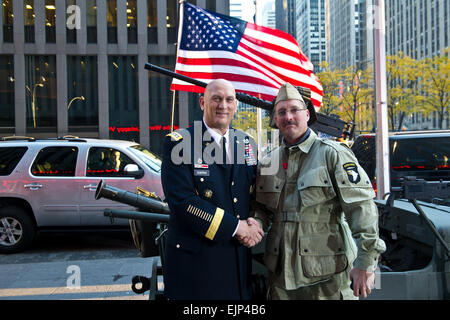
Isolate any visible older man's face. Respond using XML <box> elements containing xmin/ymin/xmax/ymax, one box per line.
<box><xmin>200</xmin><ymin>80</ymin><xmax>237</xmax><ymax>131</ymax></box>
<box><xmin>274</xmin><ymin>99</ymin><xmax>310</xmax><ymax>145</ymax></box>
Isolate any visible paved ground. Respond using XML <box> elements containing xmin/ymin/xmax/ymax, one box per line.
<box><xmin>0</xmin><ymin>232</ymin><xmax>162</xmax><ymax>300</ymax></box>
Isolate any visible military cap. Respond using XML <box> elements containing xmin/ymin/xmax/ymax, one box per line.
<box><xmin>269</xmin><ymin>83</ymin><xmax>317</xmax><ymax>128</ymax></box>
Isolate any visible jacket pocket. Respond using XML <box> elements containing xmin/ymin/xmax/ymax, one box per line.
<box><xmin>256</xmin><ymin>175</ymin><xmax>282</xmax><ymax>210</ymax></box>
<box><xmin>263</xmin><ymin>231</ymin><xmax>281</xmax><ymax>273</ymax></box>
<box><xmin>298</xmin><ymin>166</ymin><xmax>336</xmax><ymax>207</ymax></box>
<box><xmin>298</xmin><ymin>232</ymin><xmax>348</xmax><ymax>279</ymax></box>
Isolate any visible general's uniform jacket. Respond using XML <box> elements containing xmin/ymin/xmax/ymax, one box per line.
<box><xmin>161</xmin><ymin>122</ymin><xmax>257</xmax><ymax>300</ymax></box>
<box><xmin>254</xmin><ymin>130</ymin><xmax>386</xmax><ymax>290</ymax></box>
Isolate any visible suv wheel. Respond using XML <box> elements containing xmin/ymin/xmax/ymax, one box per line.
<box><xmin>0</xmin><ymin>206</ymin><xmax>36</xmax><ymax>253</ymax></box>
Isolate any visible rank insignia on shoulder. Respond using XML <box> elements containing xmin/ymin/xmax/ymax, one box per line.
<box><xmin>343</xmin><ymin>162</ymin><xmax>361</xmax><ymax>184</ymax></box>
<box><xmin>167</xmin><ymin>132</ymin><xmax>183</xmax><ymax>141</ymax></box>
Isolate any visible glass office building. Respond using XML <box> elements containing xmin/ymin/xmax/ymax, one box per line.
<box><xmin>0</xmin><ymin>0</ymin><xmax>228</xmax><ymax>155</ymax></box>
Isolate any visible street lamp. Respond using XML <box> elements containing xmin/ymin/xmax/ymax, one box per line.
<box><xmin>67</xmin><ymin>95</ymin><xmax>85</xmax><ymax>110</ymax></box>
<box><xmin>28</xmin><ymin>77</ymin><xmax>46</xmax><ymax>128</ymax></box>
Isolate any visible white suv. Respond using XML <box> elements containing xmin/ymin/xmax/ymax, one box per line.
<box><xmin>0</xmin><ymin>136</ymin><xmax>164</xmax><ymax>253</ymax></box>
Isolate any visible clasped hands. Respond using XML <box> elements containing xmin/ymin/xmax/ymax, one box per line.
<box><xmin>235</xmin><ymin>217</ymin><xmax>264</xmax><ymax>248</ymax></box>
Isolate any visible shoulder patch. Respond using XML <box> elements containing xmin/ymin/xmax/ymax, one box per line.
<box><xmin>343</xmin><ymin>162</ymin><xmax>361</xmax><ymax>184</ymax></box>
<box><xmin>166</xmin><ymin>131</ymin><xmax>183</xmax><ymax>141</ymax></box>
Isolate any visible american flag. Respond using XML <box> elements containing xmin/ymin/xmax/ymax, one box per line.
<box><xmin>171</xmin><ymin>2</ymin><xmax>323</xmax><ymax>109</ymax></box>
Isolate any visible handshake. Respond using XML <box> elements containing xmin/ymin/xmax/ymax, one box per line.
<box><xmin>235</xmin><ymin>217</ymin><xmax>264</xmax><ymax>248</ymax></box>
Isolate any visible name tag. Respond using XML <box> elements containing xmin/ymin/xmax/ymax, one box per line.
<box><xmin>194</xmin><ymin>169</ymin><xmax>210</xmax><ymax>176</ymax></box>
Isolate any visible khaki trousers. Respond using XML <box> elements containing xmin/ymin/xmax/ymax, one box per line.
<box><xmin>268</xmin><ymin>269</ymin><xmax>357</xmax><ymax>300</ymax></box>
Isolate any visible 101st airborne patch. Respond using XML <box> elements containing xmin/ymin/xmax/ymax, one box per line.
<box><xmin>343</xmin><ymin>162</ymin><xmax>361</xmax><ymax>184</ymax></box>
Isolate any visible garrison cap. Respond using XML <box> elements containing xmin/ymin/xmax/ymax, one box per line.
<box><xmin>269</xmin><ymin>83</ymin><xmax>317</xmax><ymax>128</ymax></box>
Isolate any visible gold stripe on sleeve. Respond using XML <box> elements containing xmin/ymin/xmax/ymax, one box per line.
<box><xmin>205</xmin><ymin>208</ymin><xmax>224</xmax><ymax>240</ymax></box>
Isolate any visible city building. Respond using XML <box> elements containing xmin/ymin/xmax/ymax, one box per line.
<box><xmin>0</xmin><ymin>0</ymin><xmax>228</xmax><ymax>155</ymax></box>
<box><xmin>260</xmin><ymin>0</ymin><xmax>275</xmax><ymax>28</ymax></box>
<box><xmin>296</xmin><ymin>0</ymin><xmax>326</xmax><ymax>71</ymax></box>
<box><xmin>386</xmin><ymin>0</ymin><xmax>449</xmax><ymax>59</ymax></box>
<box><xmin>386</xmin><ymin>0</ymin><xmax>449</xmax><ymax>130</ymax></box>
<box><xmin>275</xmin><ymin>0</ymin><xmax>296</xmax><ymax>38</ymax></box>
<box><xmin>230</xmin><ymin>0</ymin><xmax>255</xmax><ymax>22</ymax></box>
<box><xmin>325</xmin><ymin>0</ymin><xmax>370</xmax><ymax>70</ymax></box>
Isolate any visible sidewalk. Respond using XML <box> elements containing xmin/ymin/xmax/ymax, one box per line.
<box><xmin>0</xmin><ymin>256</ymin><xmax>161</xmax><ymax>300</ymax></box>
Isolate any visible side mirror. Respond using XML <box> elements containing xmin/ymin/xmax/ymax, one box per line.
<box><xmin>124</xmin><ymin>164</ymin><xmax>144</xmax><ymax>179</ymax></box>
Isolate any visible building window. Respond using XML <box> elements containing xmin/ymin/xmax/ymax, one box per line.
<box><xmin>2</xmin><ymin>0</ymin><xmax>13</xmax><ymax>42</ymax></box>
<box><xmin>67</xmin><ymin>56</ymin><xmax>98</xmax><ymax>128</ymax></box>
<box><xmin>45</xmin><ymin>0</ymin><xmax>56</xmax><ymax>43</ymax></box>
<box><xmin>107</xmin><ymin>0</ymin><xmax>117</xmax><ymax>43</ymax></box>
<box><xmin>127</xmin><ymin>0</ymin><xmax>137</xmax><ymax>43</ymax></box>
<box><xmin>167</xmin><ymin>0</ymin><xmax>177</xmax><ymax>44</ymax></box>
<box><xmin>147</xmin><ymin>0</ymin><xmax>157</xmax><ymax>43</ymax></box>
<box><xmin>87</xmin><ymin>0</ymin><xmax>97</xmax><ymax>43</ymax></box>
<box><xmin>25</xmin><ymin>55</ymin><xmax>57</xmax><ymax>130</ymax></box>
<box><xmin>206</xmin><ymin>0</ymin><xmax>216</xmax><ymax>12</ymax></box>
<box><xmin>66</xmin><ymin>0</ymin><xmax>77</xmax><ymax>43</ymax></box>
<box><xmin>24</xmin><ymin>0</ymin><xmax>35</xmax><ymax>43</ymax></box>
<box><xmin>108</xmin><ymin>56</ymin><xmax>139</xmax><ymax>142</ymax></box>
<box><xmin>0</xmin><ymin>55</ymin><xmax>14</xmax><ymax>128</ymax></box>
<box><xmin>148</xmin><ymin>55</ymin><xmax>179</xmax><ymax>156</ymax></box>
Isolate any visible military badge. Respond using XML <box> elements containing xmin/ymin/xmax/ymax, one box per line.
<box><xmin>244</xmin><ymin>140</ymin><xmax>257</xmax><ymax>166</ymax></box>
<box><xmin>204</xmin><ymin>189</ymin><xmax>213</xmax><ymax>198</ymax></box>
<box><xmin>343</xmin><ymin>162</ymin><xmax>361</xmax><ymax>184</ymax></box>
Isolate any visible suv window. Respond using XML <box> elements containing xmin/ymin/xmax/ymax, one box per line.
<box><xmin>391</xmin><ymin>138</ymin><xmax>450</xmax><ymax>171</ymax></box>
<box><xmin>86</xmin><ymin>147</ymin><xmax>137</xmax><ymax>177</ymax></box>
<box><xmin>0</xmin><ymin>147</ymin><xmax>28</xmax><ymax>176</ymax></box>
<box><xmin>31</xmin><ymin>146</ymin><xmax>78</xmax><ymax>176</ymax></box>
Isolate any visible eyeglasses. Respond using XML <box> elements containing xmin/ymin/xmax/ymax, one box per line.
<box><xmin>276</xmin><ymin>107</ymin><xmax>307</xmax><ymax>118</ymax></box>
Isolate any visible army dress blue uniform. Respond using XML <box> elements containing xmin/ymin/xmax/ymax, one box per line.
<box><xmin>161</xmin><ymin>121</ymin><xmax>257</xmax><ymax>300</ymax></box>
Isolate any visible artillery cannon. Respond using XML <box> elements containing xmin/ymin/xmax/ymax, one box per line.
<box><xmin>370</xmin><ymin>178</ymin><xmax>450</xmax><ymax>300</ymax></box>
<box><xmin>95</xmin><ymin>180</ymin><xmax>267</xmax><ymax>300</ymax></box>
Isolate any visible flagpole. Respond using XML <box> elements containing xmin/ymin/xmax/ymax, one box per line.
<box><xmin>170</xmin><ymin>0</ymin><xmax>185</xmax><ymax>133</ymax></box>
<box><xmin>254</xmin><ymin>0</ymin><xmax>263</xmax><ymax>160</ymax></box>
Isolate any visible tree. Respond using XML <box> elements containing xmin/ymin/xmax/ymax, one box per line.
<box><xmin>421</xmin><ymin>49</ymin><xmax>450</xmax><ymax>129</ymax></box>
<box><xmin>317</xmin><ymin>62</ymin><xmax>342</xmax><ymax>116</ymax></box>
<box><xmin>338</xmin><ymin>65</ymin><xmax>374</xmax><ymax>135</ymax></box>
<box><xmin>386</xmin><ymin>52</ymin><xmax>422</xmax><ymax>131</ymax></box>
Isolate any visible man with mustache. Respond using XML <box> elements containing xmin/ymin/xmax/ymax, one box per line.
<box><xmin>252</xmin><ymin>83</ymin><xmax>385</xmax><ymax>300</ymax></box>
<box><xmin>161</xmin><ymin>79</ymin><xmax>264</xmax><ymax>300</ymax></box>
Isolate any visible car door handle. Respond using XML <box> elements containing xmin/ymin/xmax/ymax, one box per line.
<box><xmin>24</xmin><ymin>183</ymin><xmax>43</xmax><ymax>191</ymax></box>
<box><xmin>83</xmin><ymin>184</ymin><xmax>98</xmax><ymax>191</ymax></box>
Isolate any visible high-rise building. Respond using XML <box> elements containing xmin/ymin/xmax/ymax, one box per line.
<box><xmin>386</xmin><ymin>0</ymin><xmax>449</xmax><ymax>59</ymax></box>
<box><xmin>275</xmin><ymin>0</ymin><xmax>297</xmax><ymax>38</ymax></box>
<box><xmin>261</xmin><ymin>1</ymin><xmax>276</xmax><ymax>28</ymax></box>
<box><xmin>386</xmin><ymin>0</ymin><xmax>450</xmax><ymax>130</ymax></box>
<box><xmin>325</xmin><ymin>0</ymin><xmax>370</xmax><ymax>70</ymax></box>
<box><xmin>0</xmin><ymin>0</ymin><xmax>228</xmax><ymax>155</ymax></box>
<box><xmin>230</xmin><ymin>0</ymin><xmax>255</xmax><ymax>22</ymax></box>
<box><xmin>296</xmin><ymin>0</ymin><xmax>326</xmax><ymax>71</ymax></box>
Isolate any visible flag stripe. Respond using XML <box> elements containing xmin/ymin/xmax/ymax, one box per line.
<box><xmin>174</xmin><ymin>69</ymin><xmax>279</xmax><ymax>89</ymax></box>
<box><xmin>236</xmin><ymin>45</ymin><xmax>322</xmax><ymax>93</ymax></box>
<box><xmin>176</xmin><ymin>49</ymin><xmax>285</xmax><ymax>87</ymax></box>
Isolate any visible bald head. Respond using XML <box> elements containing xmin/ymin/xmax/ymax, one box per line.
<box><xmin>204</xmin><ymin>79</ymin><xmax>236</xmax><ymax>98</ymax></box>
<box><xmin>200</xmin><ymin>79</ymin><xmax>237</xmax><ymax>134</ymax></box>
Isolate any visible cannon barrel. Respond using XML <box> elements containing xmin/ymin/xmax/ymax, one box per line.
<box><xmin>95</xmin><ymin>180</ymin><xmax>170</xmax><ymax>215</ymax></box>
<box><xmin>104</xmin><ymin>208</ymin><xmax>170</xmax><ymax>223</ymax></box>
